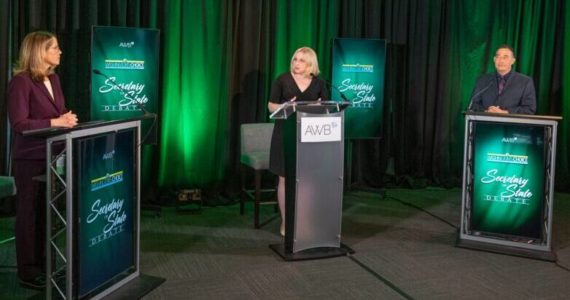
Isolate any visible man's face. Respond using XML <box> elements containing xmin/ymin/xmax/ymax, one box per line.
<box><xmin>493</xmin><ymin>48</ymin><xmax>515</xmax><ymax>75</ymax></box>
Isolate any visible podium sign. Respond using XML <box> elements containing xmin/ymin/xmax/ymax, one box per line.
<box><xmin>75</xmin><ymin>129</ymin><xmax>136</xmax><ymax>297</ymax></box>
<box><xmin>458</xmin><ymin>112</ymin><xmax>561</xmax><ymax>261</ymax></box>
<box><xmin>300</xmin><ymin>117</ymin><xmax>342</xmax><ymax>143</ymax></box>
<box><xmin>471</xmin><ymin>123</ymin><xmax>544</xmax><ymax>238</ymax></box>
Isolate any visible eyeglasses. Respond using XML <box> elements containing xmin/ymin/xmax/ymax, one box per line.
<box><xmin>494</xmin><ymin>55</ymin><xmax>513</xmax><ymax>59</ymax></box>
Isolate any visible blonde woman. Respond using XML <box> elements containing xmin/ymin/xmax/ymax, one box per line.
<box><xmin>267</xmin><ymin>47</ymin><xmax>329</xmax><ymax>236</ymax></box>
<box><xmin>8</xmin><ymin>31</ymin><xmax>77</xmax><ymax>289</ymax></box>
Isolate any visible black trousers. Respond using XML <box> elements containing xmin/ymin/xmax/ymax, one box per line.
<box><xmin>13</xmin><ymin>159</ymin><xmax>46</xmax><ymax>281</ymax></box>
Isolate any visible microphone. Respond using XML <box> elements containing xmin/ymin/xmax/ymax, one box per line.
<box><xmin>92</xmin><ymin>69</ymin><xmax>153</xmax><ymax>116</ymax></box>
<box><xmin>467</xmin><ymin>77</ymin><xmax>494</xmax><ymax>112</ymax></box>
<box><xmin>310</xmin><ymin>73</ymin><xmax>349</xmax><ymax>102</ymax></box>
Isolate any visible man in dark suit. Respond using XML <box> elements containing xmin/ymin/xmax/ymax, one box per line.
<box><xmin>470</xmin><ymin>45</ymin><xmax>536</xmax><ymax>114</ymax></box>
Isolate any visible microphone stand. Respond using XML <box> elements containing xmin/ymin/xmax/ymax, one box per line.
<box><xmin>467</xmin><ymin>77</ymin><xmax>494</xmax><ymax>112</ymax></box>
<box><xmin>310</xmin><ymin>73</ymin><xmax>350</xmax><ymax>101</ymax></box>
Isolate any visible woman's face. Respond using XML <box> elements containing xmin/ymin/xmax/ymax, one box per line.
<box><xmin>43</xmin><ymin>38</ymin><xmax>62</xmax><ymax>69</ymax></box>
<box><xmin>291</xmin><ymin>52</ymin><xmax>309</xmax><ymax>75</ymax></box>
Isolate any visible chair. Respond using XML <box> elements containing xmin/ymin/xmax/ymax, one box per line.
<box><xmin>0</xmin><ymin>176</ymin><xmax>16</xmax><ymax>245</ymax></box>
<box><xmin>240</xmin><ymin>123</ymin><xmax>277</xmax><ymax>228</ymax></box>
<box><xmin>0</xmin><ymin>176</ymin><xmax>15</xmax><ymax>199</ymax></box>
<box><xmin>0</xmin><ymin>130</ymin><xmax>16</xmax><ymax>244</ymax></box>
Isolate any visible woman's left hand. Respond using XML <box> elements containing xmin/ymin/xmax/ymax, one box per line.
<box><xmin>63</xmin><ymin>111</ymin><xmax>79</xmax><ymax>127</ymax></box>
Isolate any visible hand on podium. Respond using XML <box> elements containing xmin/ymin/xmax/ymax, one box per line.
<box><xmin>51</xmin><ymin>111</ymin><xmax>78</xmax><ymax>128</ymax></box>
<box><xmin>486</xmin><ymin>106</ymin><xmax>508</xmax><ymax>114</ymax></box>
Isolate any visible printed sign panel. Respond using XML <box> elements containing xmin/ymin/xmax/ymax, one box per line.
<box><xmin>300</xmin><ymin>117</ymin><xmax>342</xmax><ymax>143</ymax></box>
<box><xmin>75</xmin><ymin>129</ymin><xmax>136</xmax><ymax>297</ymax></box>
<box><xmin>471</xmin><ymin>122</ymin><xmax>545</xmax><ymax>239</ymax></box>
<box><xmin>91</xmin><ymin>26</ymin><xmax>159</xmax><ymax>143</ymax></box>
<box><xmin>332</xmin><ymin>38</ymin><xmax>385</xmax><ymax>138</ymax></box>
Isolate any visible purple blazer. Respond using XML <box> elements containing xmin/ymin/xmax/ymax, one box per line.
<box><xmin>8</xmin><ymin>72</ymin><xmax>68</xmax><ymax>160</ymax></box>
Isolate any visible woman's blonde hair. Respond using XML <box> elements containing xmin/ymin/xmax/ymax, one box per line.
<box><xmin>290</xmin><ymin>47</ymin><xmax>320</xmax><ymax>77</ymax></box>
<box><xmin>13</xmin><ymin>31</ymin><xmax>58</xmax><ymax>81</ymax></box>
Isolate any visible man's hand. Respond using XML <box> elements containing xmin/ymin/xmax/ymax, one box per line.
<box><xmin>486</xmin><ymin>106</ymin><xmax>508</xmax><ymax>114</ymax></box>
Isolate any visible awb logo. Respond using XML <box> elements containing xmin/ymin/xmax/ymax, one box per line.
<box><xmin>119</xmin><ymin>41</ymin><xmax>135</xmax><ymax>48</ymax></box>
<box><xmin>501</xmin><ymin>134</ymin><xmax>532</xmax><ymax>144</ymax></box>
<box><xmin>304</xmin><ymin>123</ymin><xmax>335</xmax><ymax>136</ymax></box>
<box><xmin>102</xmin><ymin>150</ymin><xmax>115</xmax><ymax>160</ymax></box>
<box><xmin>300</xmin><ymin>117</ymin><xmax>342</xmax><ymax>143</ymax></box>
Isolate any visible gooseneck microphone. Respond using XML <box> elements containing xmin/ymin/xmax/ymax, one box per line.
<box><xmin>467</xmin><ymin>77</ymin><xmax>494</xmax><ymax>112</ymax></box>
<box><xmin>310</xmin><ymin>73</ymin><xmax>350</xmax><ymax>101</ymax></box>
<box><xmin>92</xmin><ymin>69</ymin><xmax>153</xmax><ymax>116</ymax></box>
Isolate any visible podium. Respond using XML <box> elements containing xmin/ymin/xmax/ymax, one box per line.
<box><xmin>268</xmin><ymin>101</ymin><xmax>354</xmax><ymax>260</ymax></box>
<box><xmin>457</xmin><ymin>112</ymin><xmax>562</xmax><ymax>261</ymax></box>
<box><xmin>23</xmin><ymin>116</ymin><xmax>163</xmax><ymax>299</ymax></box>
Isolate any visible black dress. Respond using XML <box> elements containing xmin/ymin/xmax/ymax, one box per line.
<box><xmin>268</xmin><ymin>72</ymin><xmax>329</xmax><ymax>176</ymax></box>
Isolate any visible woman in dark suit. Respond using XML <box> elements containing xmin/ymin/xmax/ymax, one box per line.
<box><xmin>7</xmin><ymin>31</ymin><xmax>78</xmax><ymax>289</ymax></box>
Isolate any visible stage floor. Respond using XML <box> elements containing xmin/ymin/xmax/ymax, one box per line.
<box><xmin>2</xmin><ymin>188</ymin><xmax>570</xmax><ymax>299</ymax></box>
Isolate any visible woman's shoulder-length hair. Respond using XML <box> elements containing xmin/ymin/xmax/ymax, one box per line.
<box><xmin>13</xmin><ymin>31</ymin><xmax>57</xmax><ymax>82</ymax></box>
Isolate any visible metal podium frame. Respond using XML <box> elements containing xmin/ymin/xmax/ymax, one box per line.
<box><xmin>23</xmin><ymin>120</ymin><xmax>141</xmax><ymax>299</ymax></box>
<box><xmin>457</xmin><ymin>112</ymin><xmax>562</xmax><ymax>261</ymax></box>
<box><xmin>269</xmin><ymin>101</ymin><xmax>354</xmax><ymax>260</ymax></box>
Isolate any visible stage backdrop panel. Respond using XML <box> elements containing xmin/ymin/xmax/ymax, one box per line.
<box><xmin>472</xmin><ymin>122</ymin><xmax>545</xmax><ymax>239</ymax></box>
<box><xmin>331</xmin><ymin>38</ymin><xmax>385</xmax><ymax>139</ymax></box>
<box><xmin>90</xmin><ymin>26</ymin><xmax>159</xmax><ymax>143</ymax></box>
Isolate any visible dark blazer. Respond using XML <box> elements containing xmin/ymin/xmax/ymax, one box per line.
<box><xmin>470</xmin><ymin>71</ymin><xmax>536</xmax><ymax>114</ymax></box>
<box><xmin>8</xmin><ymin>72</ymin><xmax>68</xmax><ymax>160</ymax></box>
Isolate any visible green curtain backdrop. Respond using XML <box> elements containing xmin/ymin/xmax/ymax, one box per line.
<box><xmin>272</xmin><ymin>0</ymin><xmax>339</xmax><ymax>80</ymax></box>
<box><xmin>0</xmin><ymin>0</ymin><xmax>12</xmax><ymax>174</ymax></box>
<box><xmin>2</xmin><ymin>0</ymin><xmax>570</xmax><ymax>197</ymax></box>
<box><xmin>561</xmin><ymin>0</ymin><xmax>570</xmax><ymax>186</ymax></box>
<box><xmin>159</xmin><ymin>0</ymin><xmax>232</xmax><ymax>188</ymax></box>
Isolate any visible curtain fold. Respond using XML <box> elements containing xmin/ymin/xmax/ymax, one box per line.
<box><xmin>0</xmin><ymin>0</ymin><xmax>12</xmax><ymax>174</ymax></box>
<box><xmin>559</xmin><ymin>0</ymin><xmax>570</xmax><ymax>188</ymax></box>
<box><xmin>225</xmin><ymin>0</ymin><xmax>274</xmax><ymax>192</ymax></box>
<box><xmin>158</xmin><ymin>0</ymin><xmax>233</xmax><ymax>188</ymax></box>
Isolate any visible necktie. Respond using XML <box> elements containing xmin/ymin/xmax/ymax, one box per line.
<box><xmin>498</xmin><ymin>76</ymin><xmax>506</xmax><ymax>95</ymax></box>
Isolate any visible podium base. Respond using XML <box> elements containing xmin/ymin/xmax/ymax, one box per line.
<box><xmin>456</xmin><ymin>238</ymin><xmax>556</xmax><ymax>262</ymax></box>
<box><xmin>31</xmin><ymin>274</ymin><xmax>165</xmax><ymax>300</ymax></box>
<box><xmin>269</xmin><ymin>243</ymin><xmax>355</xmax><ymax>261</ymax></box>
<box><xmin>102</xmin><ymin>273</ymin><xmax>165</xmax><ymax>299</ymax></box>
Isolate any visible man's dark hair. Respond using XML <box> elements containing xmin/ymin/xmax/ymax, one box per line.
<box><xmin>496</xmin><ymin>44</ymin><xmax>516</xmax><ymax>58</ymax></box>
